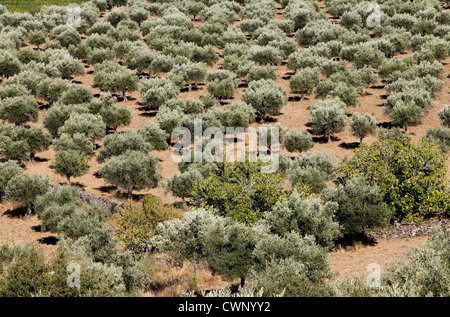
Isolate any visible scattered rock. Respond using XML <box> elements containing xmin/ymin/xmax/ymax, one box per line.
<box><xmin>367</xmin><ymin>219</ymin><xmax>450</xmax><ymax>238</ymax></box>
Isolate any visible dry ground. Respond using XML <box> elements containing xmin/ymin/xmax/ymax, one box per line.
<box><xmin>0</xmin><ymin>1</ymin><xmax>449</xmax><ymax>290</ymax></box>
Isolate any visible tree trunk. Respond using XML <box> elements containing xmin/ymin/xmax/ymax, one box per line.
<box><xmin>360</xmin><ymin>136</ymin><xmax>363</xmax><ymax>144</ymax></box>
<box><xmin>300</xmin><ymin>92</ymin><xmax>304</xmax><ymax>101</ymax></box>
<box><xmin>188</xmin><ymin>81</ymin><xmax>192</xmax><ymax>92</ymax></box>
<box><xmin>122</xmin><ymin>91</ymin><xmax>127</xmax><ymax>102</ymax></box>
<box><xmin>404</xmin><ymin>125</ymin><xmax>408</xmax><ymax>133</ymax></box>
<box><xmin>193</xmin><ymin>262</ymin><xmax>200</xmax><ymax>275</ymax></box>
<box><xmin>240</xmin><ymin>277</ymin><xmax>245</xmax><ymax>288</ymax></box>
<box><xmin>66</xmin><ymin>176</ymin><xmax>71</xmax><ymax>185</ymax></box>
<box><xmin>328</xmin><ymin>134</ymin><xmax>332</xmax><ymax>143</ymax></box>
<box><xmin>25</xmin><ymin>206</ymin><xmax>32</xmax><ymax>219</ymax></box>
<box><xmin>127</xmin><ymin>189</ymin><xmax>133</xmax><ymax>200</ymax></box>
<box><xmin>182</xmin><ymin>196</ymin><xmax>187</xmax><ymax>207</ymax></box>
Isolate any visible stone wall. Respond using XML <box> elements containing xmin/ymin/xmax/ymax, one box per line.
<box><xmin>50</xmin><ymin>183</ymin><xmax>124</xmax><ymax>213</ymax></box>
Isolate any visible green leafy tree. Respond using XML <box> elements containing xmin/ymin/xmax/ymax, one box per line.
<box><xmin>242</xmin><ymin>79</ymin><xmax>287</xmax><ymax>119</ymax></box>
<box><xmin>192</xmin><ymin>161</ymin><xmax>286</xmax><ymax>225</ymax></box>
<box><xmin>98</xmin><ymin>150</ymin><xmax>161</xmax><ymax>199</ymax></box>
<box><xmin>337</xmin><ymin>135</ymin><xmax>449</xmax><ymax>222</ymax></box>
<box><xmin>110</xmin><ymin>196</ymin><xmax>182</xmax><ymax>259</ymax></box>
<box><xmin>266</xmin><ymin>191</ymin><xmax>341</xmax><ymax>249</ymax></box>
<box><xmin>204</xmin><ymin>217</ymin><xmax>258</xmax><ymax>287</ymax></box>
<box><xmin>290</xmin><ymin>67</ymin><xmax>320</xmax><ymax>100</ymax></box>
<box><xmin>389</xmin><ymin>101</ymin><xmax>423</xmax><ymax>132</ymax></box>
<box><xmin>438</xmin><ymin>105</ymin><xmax>450</xmax><ymax>128</ymax></box>
<box><xmin>97</xmin><ymin>130</ymin><xmax>151</xmax><ymax>163</ymax></box>
<box><xmin>310</xmin><ymin>102</ymin><xmax>348</xmax><ymax>143</ymax></box>
<box><xmin>0</xmin><ymin>160</ymin><xmax>23</xmax><ymax>199</ymax></box>
<box><xmin>59</xmin><ymin>113</ymin><xmax>106</xmax><ymax>142</ymax></box>
<box><xmin>0</xmin><ymin>96</ymin><xmax>39</xmax><ymax>126</ymax></box>
<box><xmin>166</xmin><ymin>170</ymin><xmax>203</xmax><ymax>206</ymax></box>
<box><xmin>283</xmin><ymin>129</ymin><xmax>314</xmax><ymax>154</ymax></box>
<box><xmin>93</xmin><ymin>61</ymin><xmax>139</xmax><ymax>101</ymax></box>
<box><xmin>322</xmin><ymin>176</ymin><xmax>390</xmax><ymax>238</ymax></box>
<box><xmin>140</xmin><ymin>77</ymin><xmax>179</xmax><ymax>110</ymax></box>
<box><xmin>3</xmin><ymin>173</ymin><xmax>50</xmax><ymax>218</ymax></box>
<box><xmin>54</xmin><ymin>150</ymin><xmax>90</xmax><ymax>185</ymax></box>
<box><xmin>350</xmin><ymin>112</ymin><xmax>377</xmax><ymax>144</ymax></box>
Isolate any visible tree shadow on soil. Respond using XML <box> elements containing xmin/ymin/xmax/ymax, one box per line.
<box><xmin>335</xmin><ymin>234</ymin><xmax>378</xmax><ymax>250</ymax></box>
<box><xmin>312</xmin><ymin>136</ymin><xmax>341</xmax><ymax>144</ymax></box>
<box><xmin>3</xmin><ymin>206</ymin><xmax>27</xmax><ymax>218</ymax></box>
<box><xmin>339</xmin><ymin>142</ymin><xmax>360</xmax><ymax>150</ymax></box>
<box><xmin>38</xmin><ymin>236</ymin><xmax>58</xmax><ymax>245</ymax></box>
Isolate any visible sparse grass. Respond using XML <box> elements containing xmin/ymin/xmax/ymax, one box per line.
<box><xmin>139</xmin><ymin>254</ymin><xmax>232</xmax><ymax>297</ymax></box>
<box><xmin>2</xmin><ymin>0</ymin><xmax>86</xmax><ymax>14</ymax></box>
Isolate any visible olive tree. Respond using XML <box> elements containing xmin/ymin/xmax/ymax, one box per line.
<box><xmin>43</xmin><ymin>49</ymin><xmax>85</xmax><ymax>79</ymax></box>
<box><xmin>0</xmin><ymin>96</ymin><xmax>39</xmax><ymax>126</ymax></box>
<box><xmin>283</xmin><ymin>129</ymin><xmax>314</xmax><ymax>154</ymax></box>
<box><xmin>203</xmin><ymin>216</ymin><xmax>259</xmax><ymax>287</ymax></box>
<box><xmin>426</xmin><ymin>127</ymin><xmax>450</xmax><ymax>153</ymax></box>
<box><xmin>167</xmin><ymin>62</ymin><xmax>208</xmax><ymax>92</ymax></box>
<box><xmin>93</xmin><ymin>61</ymin><xmax>139</xmax><ymax>101</ymax></box>
<box><xmin>54</xmin><ymin>150</ymin><xmax>90</xmax><ymax>185</ymax></box>
<box><xmin>0</xmin><ymin>50</ymin><xmax>21</xmax><ymax>79</ymax></box>
<box><xmin>36</xmin><ymin>78</ymin><xmax>72</xmax><ymax>105</ymax></box>
<box><xmin>321</xmin><ymin>176</ymin><xmax>391</xmax><ymax>239</ymax></box>
<box><xmin>97</xmin><ymin>130</ymin><xmax>151</xmax><ymax>163</ymax></box>
<box><xmin>0</xmin><ymin>160</ymin><xmax>23</xmax><ymax>199</ymax></box>
<box><xmin>140</xmin><ymin>77</ymin><xmax>179</xmax><ymax>110</ymax></box>
<box><xmin>350</xmin><ymin>112</ymin><xmax>377</xmax><ymax>144</ymax></box>
<box><xmin>59</xmin><ymin>113</ymin><xmax>106</xmax><ymax>142</ymax></box>
<box><xmin>43</xmin><ymin>103</ymin><xmax>90</xmax><ymax>137</ymax></box>
<box><xmin>438</xmin><ymin>105</ymin><xmax>450</xmax><ymax>128</ymax></box>
<box><xmin>266</xmin><ymin>191</ymin><xmax>341</xmax><ymax>249</ymax></box>
<box><xmin>99</xmin><ymin>102</ymin><xmax>132</xmax><ymax>132</ymax></box>
<box><xmin>389</xmin><ymin>101</ymin><xmax>422</xmax><ymax>132</ymax></box>
<box><xmin>247</xmin><ymin>45</ymin><xmax>283</xmax><ymax>66</ymax></box>
<box><xmin>290</xmin><ymin>67</ymin><xmax>320</xmax><ymax>100</ymax></box>
<box><xmin>98</xmin><ymin>150</ymin><xmax>161</xmax><ymax>199</ymax></box>
<box><xmin>246</xmin><ymin>65</ymin><xmax>277</xmax><ymax>83</ymax></box>
<box><xmin>27</xmin><ymin>30</ymin><xmax>46</xmax><ymax>49</ymax></box>
<box><xmin>310</xmin><ymin>102</ymin><xmax>348</xmax><ymax>143</ymax></box>
<box><xmin>206</xmin><ymin>70</ymin><xmax>237</xmax><ymax>105</ymax></box>
<box><xmin>152</xmin><ymin>210</ymin><xmax>214</xmax><ymax>274</ymax></box>
<box><xmin>242</xmin><ymin>79</ymin><xmax>288</xmax><ymax>119</ymax></box>
<box><xmin>165</xmin><ymin>170</ymin><xmax>203</xmax><ymax>206</ymax></box>
<box><xmin>3</xmin><ymin>173</ymin><xmax>50</xmax><ymax>218</ymax></box>
<box><xmin>10</xmin><ymin>126</ymin><xmax>52</xmax><ymax>161</ymax></box>
<box><xmin>139</xmin><ymin>121</ymin><xmax>169</xmax><ymax>150</ymax></box>
<box><xmin>52</xmin><ymin>133</ymin><xmax>95</xmax><ymax>156</ymax></box>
